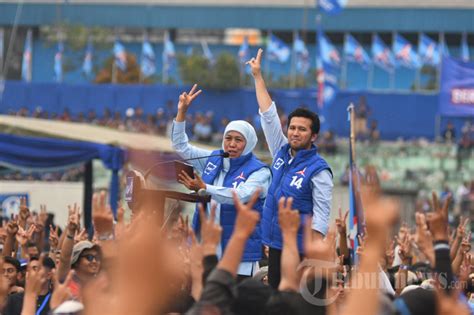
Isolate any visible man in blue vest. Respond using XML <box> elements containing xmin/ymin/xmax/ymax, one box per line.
<box><xmin>247</xmin><ymin>49</ymin><xmax>334</xmax><ymax>288</ymax></box>
<box><xmin>170</xmin><ymin>84</ymin><xmax>271</xmax><ymax>278</ymax></box>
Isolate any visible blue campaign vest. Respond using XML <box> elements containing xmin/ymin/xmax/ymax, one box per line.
<box><xmin>261</xmin><ymin>144</ymin><xmax>332</xmax><ymax>253</ymax></box>
<box><xmin>192</xmin><ymin>149</ymin><xmax>268</xmax><ymax>262</ymax></box>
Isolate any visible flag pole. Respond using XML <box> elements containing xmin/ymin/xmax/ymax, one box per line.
<box><xmin>290</xmin><ymin>30</ymin><xmax>297</xmax><ymax>89</ymax></box>
<box><xmin>390</xmin><ymin>31</ymin><xmax>396</xmax><ymax>91</ymax></box>
<box><xmin>415</xmin><ymin>32</ymin><xmax>421</xmax><ymax>91</ymax></box>
<box><xmin>367</xmin><ymin>33</ymin><xmax>375</xmax><ymax>90</ymax></box>
<box><xmin>342</xmin><ymin>32</ymin><xmax>348</xmax><ymax>89</ymax></box>
<box><xmin>264</xmin><ymin>30</ymin><xmax>271</xmax><ymax>84</ymax></box>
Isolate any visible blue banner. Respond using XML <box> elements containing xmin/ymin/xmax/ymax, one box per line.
<box><xmin>141</xmin><ymin>36</ymin><xmax>156</xmax><ymax>78</ymax></box>
<box><xmin>318</xmin><ymin>0</ymin><xmax>347</xmax><ymax>15</ymax></box>
<box><xmin>439</xmin><ymin>57</ymin><xmax>474</xmax><ymax>117</ymax></box>
<box><xmin>113</xmin><ymin>39</ymin><xmax>127</xmax><ymax>71</ymax></box>
<box><xmin>0</xmin><ymin>193</ymin><xmax>29</xmax><ymax>218</ymax></box>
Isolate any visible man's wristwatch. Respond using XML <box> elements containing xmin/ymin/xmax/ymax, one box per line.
<box><xmin>197</xmin><ymin>188</ymin><xmax>207</xmax><ymax>197</ymax></box>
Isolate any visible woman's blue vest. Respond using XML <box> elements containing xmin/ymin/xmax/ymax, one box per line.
<box><xmin>192</xmin><ymin>149</ymin><xmax>268</xmax><ymax>262</ymax></box>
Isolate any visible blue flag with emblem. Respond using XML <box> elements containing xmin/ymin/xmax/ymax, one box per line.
<box><xmin>82</xmin><ymin>37</ymin><xmax>93</xmax><ymax>77</ymax></box>
<box><xmin>238</xmin><ymin>36</ymin><xmax>249</xmax><ymax>64</ymax></box>
<box><xmin>266</xmin><ymin>33</ymin><xmax>290</xmax><ymax>63</ymax></box>
<box><xmin>393</xmin><ymin>33</ymin><xmax>421</xmax><ymax>69</ymax></box>
<box><xmin>419</xmin><ymin>34</ymin><xmax>440</xmax><ymax>66</ymax></box>
<box><xmin>54</xmin><ymin>38</ymin><xmax>64</xmax><ymax>82</ymax></box>
<box><xmin>371</xmin><ymin>34</ymin><xmax>395</xmax><ymax>72</ymax></box>
<box><xmin>113</xmin><ymin>39</ymin><xmax>127</xmax><ymax>71</ymax></box>
<box><xmin>293</xmin><ymin>33</ymin><xmax>310</xmax><ymax>74</ymax></box>
<box><xmin>318</xmin><ymin>0</ymin><xmax>347</xmax><ymax>15</ymax></box>
<box><xmin>344</xmin><ymin>34</ymin><xmax>371</xmax><ymax>69</ymax></box>
<box><xmin>21</xmin><ymin>29</ymin><xmax>33</xmax><ymax>82</ymax></box>
<box><xmin>318</xmin><ymin>30</ymin><xmax>341</xmax><ymax>68</ymax></box>
<box><xmin>162</xmin><ymin>31</ymin><xmax>176</xmax><ymax>74</ymax></box>
<box><xmin>461</xmin><ymin>32</ymin><xmax>469</xmax><ymax>62</ymax></box>
<box><xmin>141</xmin><ymin>35</ymin><xmax>156</xmax><ymax>78</ymax></box>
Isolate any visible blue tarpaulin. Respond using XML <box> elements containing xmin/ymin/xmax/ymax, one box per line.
<box><xmin>0</xmin><ymin>133</ymin><xmax>125</xmax><ymax>215</ymax></box>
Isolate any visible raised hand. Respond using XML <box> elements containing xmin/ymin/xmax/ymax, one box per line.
<box><xmin>335</xmin><ymin>207</ymin><xmax>349</xmax><ymax>235</ymax></box>
<box><xmin>49</xmin><ymin>225</ymin><xmax>59</xmax><ymax>251</ymax></box>
<box><xmin>246</xmin><ymin>48</ymin><xmax>263</xmax><ymax>77</ymax></box>
<box><xmin>198</xmin><ymin>203</ymin><xmax>222</xmax><ymax>255</ymax></box>
<box><xmin>19</xmin><ymin>197</ymin><xmax>30</xmax><ymax>225</ymax></box>
<box><xmin>39</xmin><ymin>204</ymin><xmax>48</xmax><ymax>225</ymax></box>
<box><xmin>75</xmin><ymin>228</ymin><xmax>88</xmax><ymax>243</ymax></box>
<box><xmin>232</xmin><ymin>189</ymin><xmax>261</xmax><ymax>239</ymax></box>
<box><xmin>414</xmin><ymin>212</ymin><xmax>435</xmax><ymax>265</ymax></box>
<box><xmin>50</xmin><ymin>270</ymin><xmax>73</xmax><ymax>310</ymax></box>
<box><xmin>396</xmin><ymin>232</ymin><xmax>413</xmax><ymax>264</ymax></box>
<box><xmin>16</xmin><ymin>225</ymin><xmax>35</xmax><ymax>246</ymax></box>
<box><xmin>92</xmin><ymin>191</ymin><xmax>114</xmax><ymax>238</ymax></box>
<box><xmin>66</xmin><ymin>203</ymin><xmax>81</xmax><ymax>236</ymax></box>
<box><xmin>426</xmin><ymin>192</ymin><xmax>451</xmax><ymax>241</ymax></box>
<box><xmin>6</xmin><ymin>216</ymin><xmax>19</xmax><ymax>236</ymax></box>
<box><xmin>178</xmin><ymin>170</ymin><xmax>206</xmax><ymax>192</ymax></box>
<box><xmin>278</xmin><ymin>197</ymin><xmax>300</xmax><ymax>237</ymax></box>
<box><xmin>177</xmin><ymin>84</ymin><xmax>202</xmax><ymax>113</ymax></box>
<box><xmin>304</xmin><ymin>218</ymin><xmax>337</xmax><ymax>262</ymax></box>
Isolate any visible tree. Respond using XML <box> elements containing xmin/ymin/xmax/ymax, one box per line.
<box><xmin>178</xmin><ymin>52</ymin><xmax>240</xmax><ymax>89</ymax></box>
<box><xmin>95</xmin><ymin>53</ymin><xmax>153</xmax><ymax>84</ymax></box>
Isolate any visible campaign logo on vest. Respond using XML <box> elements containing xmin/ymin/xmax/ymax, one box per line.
<box><xmin>290</xmin><ymin>167</ymin><xmax>306</xmax><ymax>189</ymax></box>
<box><xmin>232</xmin><ymin>172</ymin><xmax>246</xmax><ymax>189</ymax></box>
<box><xmin>273</xmin><ymin>158</ymin><xmax>285</xmax><ymax>170</ymax></box>
<box><xmin>204</xmin><ymin>162</ymin><xmax>217</xmax><ymax>175</ymax></box>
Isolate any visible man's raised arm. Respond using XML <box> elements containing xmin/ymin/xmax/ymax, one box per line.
<box><xmin>247</xmin><ymin>49</ymin><xmax>272</xmax><ymax>113</ymax></box>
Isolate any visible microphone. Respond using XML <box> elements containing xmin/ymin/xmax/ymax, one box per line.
<box><xmin>143</xmin><ymin>151</ymin><xmax>230</xmax><ymax>179</ymax></box>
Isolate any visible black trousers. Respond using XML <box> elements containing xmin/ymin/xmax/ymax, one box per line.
<box><xmin>268</xmin><ymin>247</ymin><xmax>282</xmax><ymax>289</ymax></box>
<box><xmin>268</xmin><ymin>247</ymin><xmax>304</xmax><ymax>289</ymax></box>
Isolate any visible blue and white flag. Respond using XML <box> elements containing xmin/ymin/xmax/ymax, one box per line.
<box><xmin>461</xmin><ymin>32</ymin><xmax>469</xmax><ymax>62</ymax></box>
<box><xmin>318</xmin><ymin>0</ymin><xmax>347</xmax><ymax>15</ymax></box>
<box><xmin>318</xmin><ymin>30</ymin><xmax>341</xmax><ymax>68</ymax></box>
<box><xmin>54</xmin><ymin>38</ymin><xmax>64</xmax><ymax>82</ymax></box>
<box><xmin>141</xmin><ymin>35</ymin><xmax>156</xmax><ymax>78</ymax></box>
<box><xmin>393</xmin><ymin>33</ymin><xmax>421</xmax><ymax>69</ymax></box>
<box><xmin>162</xmin><ymin>31</ymin><xmax>176</xmax><ymax>73</ymax></box>
<box><xmin>419</xmin><ymin>34</ymin><xmax>440</xmax><ymax>66</ymax></box>
<box><xmin>113</xmin><ymin>39</ymin><xmax>127</xmax><ymax>71</ymax></box>
<box><xmin>82</xmin><ymin>37</ymin><xmax>93</xmax><ymax>76</ymax></box>
<box><xmin>238</xmin><ymin>36</ymin><xmax>249</xmax><ymax>64</ymax></box>
<box><xmin>293</xmin><ymin>33</ymin><xmax>310</xmax><ymax>74</ymax></box>
<box><xmin>440</xmin><ymin>33</ymin><xmax>450</xmax><ymax>58</ymax></box>
<box><xmin>371</xmin><ymin>34</ymin><xmax>395</xmax><ymax>72</ymax></box>
<box><xmin>22</xmin><ymin>29</ymin><xmax>33</xmax><ymax>82</ymax></box>
<box><xmin>0</xmin><ymin>28</ymin><xmax>4</xmax><ymax>70</ymax></box>
<box><xmin>266</xmin><ymin>33</ymin><xmax>290</xmax><ymax>63</ymax></box>
<box><xmin>344</xmin><ymin>34</ymin><xmax>371</xmax><ymax>68</ymax></box>
<box><xmin>200</xmin><ymin>40</ymin><xmax>215</xmax><ymax>65</ymax></box>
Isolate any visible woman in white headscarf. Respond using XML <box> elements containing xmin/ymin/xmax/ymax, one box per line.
<box><xmin>171</xmin><ymin>84</ymin><xmax>271</xmax><ymax>277</ymax></box>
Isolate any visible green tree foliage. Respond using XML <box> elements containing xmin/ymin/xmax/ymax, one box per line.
<box><xmin>178</xmin><ymin>52</ymin><xmax>240</xmax><ymax>89</ymax></box>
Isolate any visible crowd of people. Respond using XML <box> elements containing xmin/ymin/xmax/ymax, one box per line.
<box><xmin>0</xmin><ymin>184</ymin><xmax>471</xmax><ymax>314</ymax></box>
<box><xmin>0</xmin><ymin>48</ymin><xmax>472</xmax><ymax>315</ymax></box>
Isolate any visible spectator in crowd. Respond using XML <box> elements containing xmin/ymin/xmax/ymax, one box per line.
<box><xmin>156</xmin><ymin>108</ymin><xmax>168</xmax><ymax>135</ymax></box>
<box><xmin>318</xmin><ymin>130</ymin><xmax>337</xmax><ymax>155</ymax></box>
<box><xmin>193</xmin><ymin>113</ymin><xmax>213</xmax><ymax>143</ymax></box>
<box><xmin>443</xmin><ymin>121</ymin><xmax>457</xmax><ymax>143</ymax></box>
<box><xmin>369</xmin><ymin>119</ymin><xmax>380</xmax><ymax>144</ymax></box>
<box><xmin>355</xmin><ymin>95</ymin><xmax>371</xmax><ymax>140</ymax></box>
<box><xmin>2</xmin><ymin>256</ymin><xmax>23</xmax><ymax>295</ymax></box>
<box><xmin>457</xmin><ymin>127</ymin><xmax>472</xmax><ymax>170</ymax></box>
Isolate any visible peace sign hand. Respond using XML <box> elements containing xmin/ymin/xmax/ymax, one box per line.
<box><xmin>246</xmin><ymin>48</ymin><xmax>263</xmax><ymax>77</ymax></box>
<box><xmin>177</xmin><ymin>84</ymin><xmax>203</xmax><ymax>113</ymax></box>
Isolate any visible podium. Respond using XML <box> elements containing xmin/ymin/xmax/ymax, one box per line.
<box><xmin>125</xmin><ymin>170</ymin><xmax>210</xmax><ymax>225</ymax></box>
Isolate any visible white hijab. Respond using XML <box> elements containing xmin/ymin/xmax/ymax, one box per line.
<box><xmin>222</xmin><ymin>120</ymin><xmax>258</xmax><ymax>156</ymax></box>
